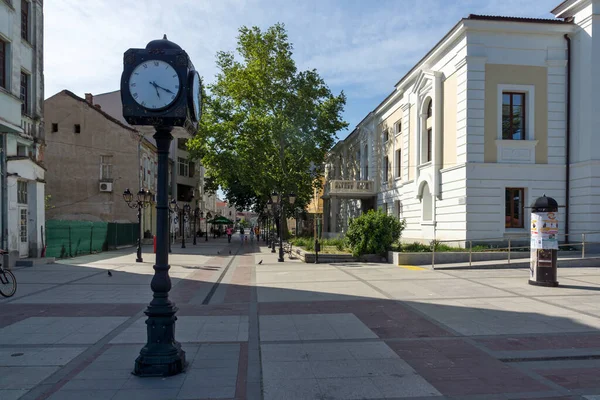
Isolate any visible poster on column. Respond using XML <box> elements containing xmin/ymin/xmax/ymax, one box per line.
<box><xmin>530</xmin><ymin>212</ymin><xmax>558</xmax><ymax>250</ymax></box>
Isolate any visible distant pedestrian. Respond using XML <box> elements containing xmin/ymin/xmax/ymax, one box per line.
<box><xmin>249</xmin><ymin>228</ymin><xmax>255</xmax><ymax>243</ymax></box>
<box><xmin>240</xmin><ymin>227</ymin><xmax>245</xmax><ymax>243</ymax></box>
<box><xmin>226</xmin><ymin>227</ymin><xmax>233</xmax><ymax>243</ymax></box>
<box><xmin>254</xmin><ymin>226</ymin><xmax>260</xmax><ymax>241</ymax></box>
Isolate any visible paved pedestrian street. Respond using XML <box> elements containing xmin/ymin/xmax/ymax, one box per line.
<box><xmin>5</xmin><ymin>241</ymin><xmax>600</xmax><ymax>399</ymax></box>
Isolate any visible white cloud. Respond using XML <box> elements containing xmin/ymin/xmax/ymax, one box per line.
<box><xmin>44</xmin><ymin>0</ymin><xmax>561</xmax><ymax>130</ymax></box>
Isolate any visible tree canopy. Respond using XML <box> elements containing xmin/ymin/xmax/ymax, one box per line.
<box><xmin>188</xmin><ymin>23</ymin><xmax>347</xmax><ymax>214</ymax></box>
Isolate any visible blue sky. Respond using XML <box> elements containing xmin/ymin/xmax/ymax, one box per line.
<box><xmin>45</xmin><ymin>0</ymin><xmax>560</xmax><ymax>141</ymax></box>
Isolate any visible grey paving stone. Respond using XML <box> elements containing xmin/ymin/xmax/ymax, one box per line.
<box><xmin>190</xmin><ymin>357</ymin><xmax>238</xmax><ymax>370</ymax></box>
<box><xmin>121</xmin><ymin>373</ymin><xmax>186</xmax><ymax>389</ymax></box>
<box><xmin>196</xmin><ymin>344</ymin><xmax>239</xmax><ymax>360</ymax></box>
<box><xmin>177</xmin><ymin>385</ymin><xmax>236</xmax><ymax>399</ymax></box>
<box><xmin>0</xmin><ymin>389</ymin><xmax>28</xmax><ymax>400</ymax></box>
<box><xmin>112</xmin><ymin>388</ymin><xmax>180</xmax><ymax>400</ymax></box>
<box><xmin>310</xmin><ymin>359</ymin><xmax>365</xmax><ymax>378</ymax></box>
<box><xmin>317</xmin><ymin>377</ymin><xmax>384</xmax><ymax>399</ymax></box>
<box><xmin>347</xmin><ymin>342</ymin><xmax>400</xmax><ymax>360</ymax></box>
<box><xmin>262</xmin><ymin>378</ymin><xmax>322</xmax><ymax>400</ymax></box>
<box><xmin>370</xmin><ymin>374</ymin><xmax>442</xmax><ymax>398</ymax></box>
<box><xmin>61</xmin><ymin>378</ymin><xmax>129</xmax><ymax>390</ymax></box>
<box><xmin>0</xmin><ymin>366</ymin><xmax>59</xmax><ymax>390</ymax></box>
<box><xmin>261</xmin><ymin>344</ymin><xmax>309</xmax><ymax>362</ymax></box>
<box><xmin>184</xmin><ymin>366</ymin><xmax>238</xmax><ymax>380</ymax></box>
<box><xmin>262</xmin><ymin>360</ymin><xmax>314</xmax><ymax>381</ymax></box>
<box><xmin>303</xmin><ymin>343</ymin><xmax>354</xmax><ymax>361</ymax></box>
<box><xmin>48</xmin><ymin>389</ymin><xmax>118</xmax><ymax>400</ymax></box>
<box><xmin>358</xmin><ymin>358</ymin><xmax>416</xmax><ymax>376</ymax></box>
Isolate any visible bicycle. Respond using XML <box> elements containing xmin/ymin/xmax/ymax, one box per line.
<box><xmin>0</xmin><ymin>250</ymin><xmax>16</xmax><ymax>298</ymax></box>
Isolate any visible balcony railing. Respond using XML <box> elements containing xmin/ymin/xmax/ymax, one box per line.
<box><xmin>327</xmin><ymin>180</ymin><xmax>375</xmax><ymax>196</ymax></box>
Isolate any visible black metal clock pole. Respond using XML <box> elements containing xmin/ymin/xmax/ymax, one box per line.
<box><xmin>134</xmin><ymin>126</ymin><xmax>186</xmax><ymax>376</ymax></box>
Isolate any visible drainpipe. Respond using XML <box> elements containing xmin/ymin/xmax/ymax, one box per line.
<box><xmin>1</xmin><ymin>134</ymin><xmax>7</xmax><ymax>251</ymax></box>
<box><xmin>564</xmin><ymin>34</ymin><xmax>571</xmax><ymax>244</ymax></box>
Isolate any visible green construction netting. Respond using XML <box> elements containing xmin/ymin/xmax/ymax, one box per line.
<box><xmin>45</xmin><ymin>220</ymin><xmax>139</xmax><ymax>259</ymax></box>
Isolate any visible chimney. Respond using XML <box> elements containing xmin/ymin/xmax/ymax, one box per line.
<box><xmin>85</xmin><ymin>93</ymin><xmax>93</xmax><ymax>105</ymax></box>
<box><xmin>94</xmin><ymin>104</ymin><xmax>102</xmax><ymax>110</ymax></box>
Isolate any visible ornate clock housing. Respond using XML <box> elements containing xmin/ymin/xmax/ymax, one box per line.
<box><xmin>120</xmin><ymin>35</ymin><xmax>198</xmax><ymax>134</ymax></box>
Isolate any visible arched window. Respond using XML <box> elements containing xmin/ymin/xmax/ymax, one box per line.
<box><xmin>421</xmin><ymin>182</ymin><xmax>433</xmax><ymax>221</ymax></box>
<box><xmin>427</xmin><ymin>100</ymin><xmax>432</xmax><ymax>118</ymax></box>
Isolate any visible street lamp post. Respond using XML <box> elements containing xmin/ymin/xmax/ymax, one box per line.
<box><xmin>272</xmin><ymin>191</ymin><xmax>296</xmax><ymax>263</ymax></box>
<box><xmin>123</xmin><ymin>188</ymin><xmax>153</xmax><ymax>263</ymax></box>
<box><xmin>193</xmin><ymin>208</ymin><xmax>199</xmax><ymax>245</ymax></box>
<box><xmin>205</xmin><ymin>212</ymin><xmax>212</xmax><ymax>241</ymax></box>
<box><xmin>180</xmin><ymin>204</ymin><xmax>190</xmax><ymax>248</ymax></box>
<box><xmin>266</xmin><ymin>201</ymin><xmax>272</xmax><ymax>246</ymax></box>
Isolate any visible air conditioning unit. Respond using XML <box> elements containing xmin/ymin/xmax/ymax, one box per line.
<box><xmin>99</xmin><ymin>182</ymin><xmax>113</xmax><ymax>192</ymax></box>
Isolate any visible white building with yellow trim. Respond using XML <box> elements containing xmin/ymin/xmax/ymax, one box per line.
<box><xmin>323</xmin><ymin>0</ymin><xmax>598</xmax><ymax>245</ymax></box>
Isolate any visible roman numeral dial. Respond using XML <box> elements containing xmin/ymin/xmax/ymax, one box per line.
<box><xmin>128</xmin><ymin>59</ymin><xmax>181</xmax><ymax>110</ymax></box>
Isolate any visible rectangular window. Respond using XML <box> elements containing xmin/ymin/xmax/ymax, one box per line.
<box><xmin>178</xmin><ymin>157</ymin><xmax>189</xmax><ymax>177</ymax></box>
<box><xmin>51</xmin><ymin>123</ymin><xmax>58</xmax><ymax>132</ymax></box>
<box><xmin>383</xmin><ymin>203</ymin><xmax>388</xmax><ymax>215</ymax></box>
<box><xmin>395</xmin><ymin>121</ymin><xmax>402</xmax><ymax>135</ymax></box>
<box><xmin>17</xmin><ymin>181</ymin><xmax>27</xmax><ymax>204</ymax></box>
<box><xmin>74</xmin><ymin>124</ymin><xmax>80</xmax><ymax>134</ymax></box>
<box><xmin>395</xmin><ymin>149</ymin><xmax>402</xmax><ymax>178</ymax></box>
<box><xmin>502</xmin><ymin>92</ymin><xmax>526</xmax><ymax>140</ymax></box>
<box><xmin>189</xmin><ymin>161</ymin><xmax>195</xmax><ymax>178</ymax></box>
<box><xmin>394</xmin><ymin>200</ymin><xmax>402</xmax><ymax>219</ymax></box>
<box><xmin>426</xmin><ymin>128</ymin><xmax>432</xmax><ymax>162</ymax></box>
<box><xmin>21</xmin><ymin>0</ymin><xmax>29</xmax><ymax>42</ymax></box>
<box><xmin>505</xmin><ymin>188</ymin><xmax>524</xmax><ymax>228</ymax></box>
<box><xmin>383</xmin><ymin>156</ymin><xmax>389</xmax><ymax>182</ymax></box>
<box><xmin>383</xmin><ymin>128</ymin><xmax>389</xmax><ymax>142</ymax></box>
<box><xmin>20</xmin><ymin>71</ymin><xmax>29</xmax><ymax>114</ymax></box>
<box><xmin>100</xmin><ymin>155</ymin><xmax>113</xmax><ymax>180</ymax></box>
<box><xmin>0</xmin><ymin>38</ymin><xmax>6</xmax><ymax>89</ymax></box>
<box><xmin>177</xmin><ymin>138</ymin><xmax>187</xmax><ymax>150</ymax></box>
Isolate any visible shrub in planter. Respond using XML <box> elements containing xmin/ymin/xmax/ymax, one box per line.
<box><xmin>345</xmin><ymin>210</ymin><xmax>405</xmax><ymax>257</ymax></box>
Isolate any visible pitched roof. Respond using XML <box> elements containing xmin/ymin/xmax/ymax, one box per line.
<box><xmin>467</xmin><ymin>14</ymin><xmax>570</xmax><ymax>24</ymax></box>
<box><xmin>60</xmin><ymin>90</ymin><xmax>138</xmax><ymax>133</ymax></box>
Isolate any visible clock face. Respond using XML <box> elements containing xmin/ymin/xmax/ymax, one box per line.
<box><xmin>190</xmin><ymin>71</ymin><xmax>202</xmax><ymax>122</ymax></box>
<box><xmin>128</xmin><ymin>60</ymin><xmax>181</xmax><ymax>110</ymax></box>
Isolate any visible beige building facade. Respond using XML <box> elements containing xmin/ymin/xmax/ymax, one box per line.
<box><xmin>324</xmin><ymin>1</ymin><xmax>599</xmax><ymax>247</ymax></box>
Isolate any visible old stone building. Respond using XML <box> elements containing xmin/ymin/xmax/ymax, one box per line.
<box><xmin>43</xmin><ymin>90</ymin><xmax>159</xmax><ymax>226</ymax></box>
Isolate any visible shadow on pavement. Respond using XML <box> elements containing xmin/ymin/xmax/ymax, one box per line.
<box><xmin>2</xmin><ymin>240</ymin><xmax>600</xmax><ymax>400</ymax></box>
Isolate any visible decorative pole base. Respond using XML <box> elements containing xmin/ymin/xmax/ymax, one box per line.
<box><xmin>136</xmin><ymin>258</ymin><xmax>144</xmax><ymax>263</ymax></box>
<box><xmin>133</xmin><ymin>305</ymin><xmax>186</xmax><ymax>377</ymax></box>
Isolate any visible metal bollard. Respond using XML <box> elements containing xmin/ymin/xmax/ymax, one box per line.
<box><xmin>582</xmin><ymin>233</ymin><xmax>586</xmax><ymax>259</ymax></box>
<box><xmin>508</xmin><ymin>238</ymin><xmax>511</xmax><ymax>264</ymax></box>
<box><xmin>432</xmin><ymin>242</ymin><xmax>435</xmax><ymax>270</ymax></box>
<box><xmin>469</xmin><ymin>241</ymin><xmax>472</xmax><ymax>267</ymax></box>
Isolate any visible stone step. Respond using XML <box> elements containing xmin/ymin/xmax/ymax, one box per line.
<box><xmin>15</xmin><ymin>257</ymin><xmax>56</xmax><ymax>267</ymax></box>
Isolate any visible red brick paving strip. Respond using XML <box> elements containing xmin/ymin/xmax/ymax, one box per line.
<box><xmin>260</xmin><ymin>300</ymin><xmax>454</xmax><ymax>338</ymax></box>
<box><xmin>476</xmin><ymin>334</ymin><xmax>600</xmax><ymax>351</ymax></box>
<box><xmin>223</xmin><ymin>253</ymin><xmax>253</xmax><ymax>304</ymax></box>
<box><xmin>388</xmin><ymin>339</ymin><xmax>551</xmax><ymax>396</ymax></box>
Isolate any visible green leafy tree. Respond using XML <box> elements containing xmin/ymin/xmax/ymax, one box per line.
<box><xmin>345</xmin><ymin>210</ymin><xmax>406</xmax><ymax>257</ymax></box>
<box><xmin>188</xmin><ymin>23</ymin><xmax>347</xmax><ymax>214</ymax></box>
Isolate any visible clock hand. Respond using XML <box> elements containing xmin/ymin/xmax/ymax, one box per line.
<box><xmin>153</xmin><ymin>82</ymin><xmax>176</xmax><ymax>95</ymax></box>
<box><xmin>149</xmin><ymin>81</ymin><xmax>160</xmax><ymax>99</ymax></box>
